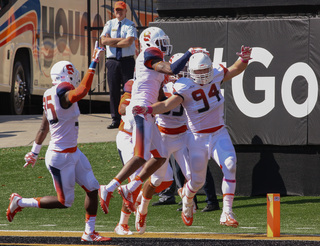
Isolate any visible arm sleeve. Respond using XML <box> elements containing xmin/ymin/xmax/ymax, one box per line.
<box><xmin>170</xmin><ymin>51</ymin><xmax>192</xmax><ymax>74</ymax></box>
<box><xmin>68</xmin><ymin>69</ymin><xmax>95</xmax><ymax>103</ymax></box>
<box><xmin>144</xmin><ymin>47</ymin><xmax>164</xmax><ymax>69</ymax></box>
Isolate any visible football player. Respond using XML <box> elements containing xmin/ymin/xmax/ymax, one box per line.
<box><xmin>135</xmin><ymin>52</ymin><xmax>193</xmax><ymax>234</ymax></box>
<box><xmin>132</xmin><ymin>46</ymin><xmax>252</xmax><ymax>228</ymax></box>
<box><xmin>113</xmin><ymin>78</ymin><xmax>179</xmax><ymax>235</ymax></box>
<box><xmin>6</xmin><ymin>42</ymin><xmax>111</xmax><ymax>242</ymax></box>
<box><xmin>99</xmin><ymin>26</ymin><xmax>207</xmax><ymax>215</ymax></box>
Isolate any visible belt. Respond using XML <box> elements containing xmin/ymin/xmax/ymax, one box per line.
<box><xmin>107</xmin><ymin>56</ymin><xmax>134</xmax><ymax>61</ymax></box>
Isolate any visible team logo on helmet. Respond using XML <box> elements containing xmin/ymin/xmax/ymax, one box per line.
<box><xmin>143</xmin><ymin>31</ymin><xmax>151</xmax><ymax>42</ymax></box>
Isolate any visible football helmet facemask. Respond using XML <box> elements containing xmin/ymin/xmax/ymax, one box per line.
<box><xmin>188</xmin><ymin>53</ymin><xmax>214</xmax><ymax>85</ymax></box>
<box><xmin>139</xmin><ymin>27</ymin><xmax>172</xmax><ymax>56</ymax></box>
<box><xmin>50</xmin><ymin>61</ymin><xmax>80</xmax><ymax>87</ymax></box>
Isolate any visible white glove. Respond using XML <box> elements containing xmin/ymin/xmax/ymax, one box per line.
<box><xmin>188</xmin><ymin>47</ymin><xmax>210</xmax><ymax>56</ymax></box>
<box><xmin>92</xmin><ymin>41</ymin><xmax>105</xmax><ymax>62</ymax></box>
<box><xmin>236</xmin><ymin>45</ymin><xmax>252</xmax><ymax>62</ymax></box>
<box><xmin>24</xmin><ymin>152</ymin><xmax>38</xmax><ymax>168</ymax></box>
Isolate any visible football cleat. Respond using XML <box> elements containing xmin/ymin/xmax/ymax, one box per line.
<box><xmin>98</xmin><ymin>185</ymin><xmax>113</xmax><ymax>214</ymax></box>
<box><xmin>118</xmin><ymin>185</ymin><xmax>136</xmax><ymax>212</ymax></box>
<box><xmin>114</xmin><ymin>223</ymin><xmax>133</xmax><ymax>236</ymax></box>
<box><xmin>6</xmin><ymin>193</ymin><xmax>23</xmax><ymax>222</ymax></box>
<box><xmin>81</xmin><ymin>231</ymin><xmax>112</xmax><ymax>241</ymax></box>
<box><xmin>220</xmin><ymin>211</ymin><xmax>239</xmax><ymax>228</ymax></box>
<box><xmin>181</xmin><ymin>196</ymin><xmax>193</xmax><ymax>226</ymax></box>
<box><xmin>135</xmin><ymin>207</ymin><xmax>147</xmax><ymax>234</ymax></box>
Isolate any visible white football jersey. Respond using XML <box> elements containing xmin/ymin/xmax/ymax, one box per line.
<box><xmin>174</xmin><ymin>65</ymin><xmax>226</xmax><ymax>133</ymax></box>
<box><xmin>156</xmin><ymin>82</ymin><xmax>187</xmax><ymax>129</ymax></box>
<box><xmin>130</xmin><ymin>47</ymin><xmax>165</xmax><ymax>107</ymax></box>
<box><xmin>43</xmin><ymin>83</ymin><xmax>80</xmax><ymax>151</ymax></box>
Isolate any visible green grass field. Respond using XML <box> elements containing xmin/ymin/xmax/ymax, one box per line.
<box><xmin>1</xmin><ymin>142</ymin><xmax>319</xmax><ymax>235</ymax></box>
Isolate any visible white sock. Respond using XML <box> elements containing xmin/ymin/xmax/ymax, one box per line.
<box><xmin>18</xmin><ymin>198</ymin><xmax>39</xmax><ymax>208</ymax></box>
<box><xmin>85</xmin><ymin>215</ymin><xmax>96</xmax><ymax>234</ymax></box>
<box><xmin>106</xmin><ymin>178</ymin><xmax>121</xmax><ymax>192</ymax></box>
<box><xmin>136</xmin><ymin>191</ymin><xmax>143</xmax><ymax>205</ymax></box>
<box><xmin>184</xmin><ymin>182</ymin><xmax>196</xmax><ymax>203</ymax></box>
<box><xmin>127</xmin><ymin>179</ymin><xmax>142</xmax><ymax>192</ymax></box>
<box><xmin>119</xmin><ymin>210</ymin><xmax>131</xmax><ymax>225</ymax></box>
<box><xmin>223</xmin><ymin>194</ymin><xmax>234</xmax><ymax>213</ymax></box>
<box><xmin>139</xmin><ymin>196</ymin><xmax>151</xmax><ymax>215</ymax></box>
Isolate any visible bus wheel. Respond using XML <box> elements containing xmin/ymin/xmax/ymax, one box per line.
<box><xmin>10</xmin><ymin>61</ymin><xmax>27</xmax><ymax>115</ymax></box>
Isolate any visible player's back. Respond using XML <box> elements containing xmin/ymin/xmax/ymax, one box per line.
<box><xmin>43</xmin><ymin>83</ymin><xmax>80</xmax><ymax>151</ymax></box>
<box><xmin>131</xmin><ymin>48</ymin><xmax>165</xmax><ymax>106</ymax></box>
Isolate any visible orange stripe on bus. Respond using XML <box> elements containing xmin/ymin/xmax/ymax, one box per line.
<box><xmin>0</xmin><ymin>11</ymin><xmax>37</xmax><ymax>42</ymax></box>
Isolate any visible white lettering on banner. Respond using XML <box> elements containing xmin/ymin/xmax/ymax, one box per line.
<box><xmin>212</xmin><ymin>48</ymin><xmax>226</xmax><ymax>97</ymax></box>
<box><xmin>213</xmin><ymin>48</ymin><xmax>226</xmax><ymax>68</ymax></box>
<box><xmin>231</xmin><ymin>47</ymin><xmax>318</xmax><ymax>118</ymax></box>
<box><xmin>232</xmin><ymin>47</ymin><xmax>275</xmax><ymax>118</ymax></box>
<box><xmin>282</xmin><ymin>62</ymin><xmax>318</xmax><ymax>118</ymax></box>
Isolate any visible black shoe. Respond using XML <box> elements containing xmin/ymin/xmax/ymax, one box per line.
<box><xmin>107</xmin><ymin>121</ymin><xmax>120</xmax><ymax>129</ymax></box>
<box><xmin>152</xmin><ymin>198</ymin><xmax>176</xmax><ymax>206</ymax></box>
<box><xmin>201</xmin><ymin>203</ymin><xmax>220</xmax><ymax>212</ymax></box>
<box><xmin>177</xmin><ymin>207</ymin><xmax>182</xmax><ymax>211</ymax></box>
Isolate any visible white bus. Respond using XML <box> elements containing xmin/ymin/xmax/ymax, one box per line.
<box><xmin>0</xmin><ymin>0</ymin><xmax>157</xmax><ymax>114</ymax></box>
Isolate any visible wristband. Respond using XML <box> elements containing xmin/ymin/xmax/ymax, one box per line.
<box><xmin>31</xmin><ymin>142</ymin><xmax>42</xmax><ymax>155</ymax></box>
<box><xmin>240</xmin><ymin>58</ymin><xmax>249</xmax><ymax>63</ymax></box>
<box><xmin>89</xmin><ymin>61</ymin><xmax>97</xmax><ymax>70</ymax></box>
<box><xmin>147</xmin><ymin>106</ymin><xmax>153</xmax><ymax>114</ymax></box>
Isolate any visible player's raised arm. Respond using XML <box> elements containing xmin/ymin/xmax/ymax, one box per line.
<box><xmin>63</xmin><ymin>41</ymin><xmax>105</xmax><ymax>106</ymax></box>
<box><xmin>148</xmin><ymin>47</ymin><xmax>209</xmax><ymax>75</ymax></box>
<box><xmin>223</xmin><ymin>45</ymin><xmax>252</xmax><ymax>82</ymax></box>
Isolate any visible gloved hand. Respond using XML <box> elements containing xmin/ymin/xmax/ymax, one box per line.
<box><xmin>236</xmin><ymin>45</ymin><xmax>252</xmax><ymax>62</ymax></box>
<box><xmin>132</xmin><ymin>105</ymin><xmax>153</xmax><ymax>116</ymax></box>
<box><xmin>92</xmin><ymin>41</ymin><xmax>105</xmax><ymax>62</ymax></box>
<box><xmin>24</xmin><ymin>152</ymin><xmax>38</xmax><ymax>168</ymax></box>
<box><xmin>188</xmin><ymin>47</ymin><xmax>210</xmax><ymax>56</ymax></box>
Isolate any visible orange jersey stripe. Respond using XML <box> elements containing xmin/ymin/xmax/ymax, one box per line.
<box><xmin>53</xmin><ymin>146</ymin><xmax>77</xmax><ymax>153</ymax></box>
<box><xmin>157</xmin><ymin>124</ymin><xmax>187</xmax><ymax>135</ymax></box>
<box><xmin>195</xmin><ymin>125</ymin><xmax>223</xmax><ymax>134</ymax></box>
